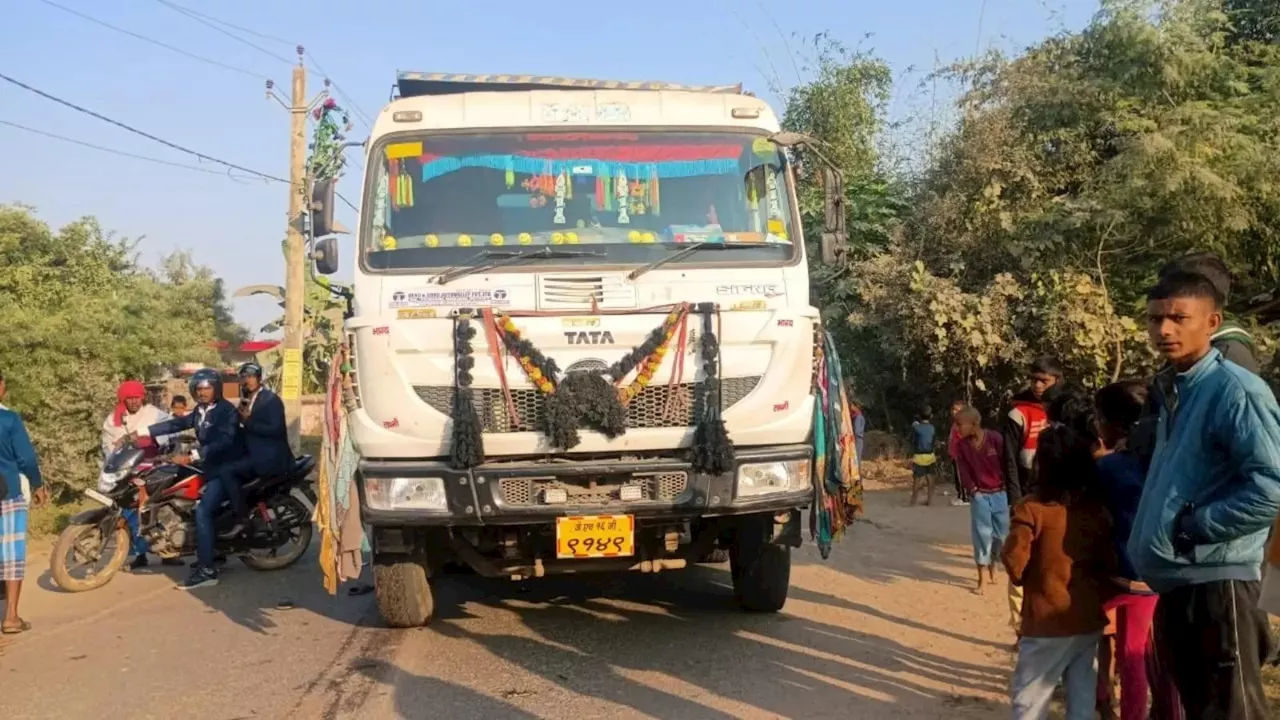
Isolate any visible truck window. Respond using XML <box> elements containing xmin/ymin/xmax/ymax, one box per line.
<box><xmin>362</xmin><ymin>131</ymin><xmax>797</xmax><ymax>271</ymax></box>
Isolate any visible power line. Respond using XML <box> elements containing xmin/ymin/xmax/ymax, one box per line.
<box><xmin>0</xmin><ymin>119</ymin><xmax>276</xmax><ymax>182</ymax></box>
<box><xmin>306</xmin><ymin>53</ymin><xmax>374</xmax><ymax>128</ymax></box>
<box><xmin>35</xmin><ymin>0</ymin><xmax>263</xmax><ymax>79</ymax></box>
<box><xmin>2</xmin><ymin>117</ymin><xmax>361</xmax><ymax>211</ymax></box>
<box><xmin>143</xmin><ymin>0</ymin><xmax>374</xmax><ymax>129</ymax></box>
<box><xmin>0</xmin><ymin>72</ymin><xmax>289</xmax><ymax>184</ymax></box>
<box><xmin>154</xmin><ymin>0</ymin><xmax>295</xmax><ymax>66</ymax></box>
<box><xmin>150</xmin><ymin>1</ymin><xmax>294</xmax><ymax>47</ymax></box>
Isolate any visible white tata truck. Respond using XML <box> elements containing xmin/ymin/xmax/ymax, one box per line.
<box><xmin>310</xmin><ymin>72</ymin><xmax>847</xmax><ymax>627</ymax></box>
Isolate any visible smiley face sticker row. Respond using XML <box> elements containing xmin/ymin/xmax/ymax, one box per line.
<box><xmin>385</xmin><ymin>230</ymin><xmax>659</xmax><ymax>248</ymax></box>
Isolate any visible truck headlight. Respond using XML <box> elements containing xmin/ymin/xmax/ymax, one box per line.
<box><xmin>364</xmin><ymin>477</ymin><xmax>447</xmax><ymax>511</ymax></box>
<box><xmin>735</xmin><ymin>460</ymin><xmax>811</xmax><ymax>498</ymax></box>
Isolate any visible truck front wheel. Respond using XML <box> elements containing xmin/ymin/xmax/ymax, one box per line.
<box><xmin>730</xmin><ymin>539</ymin><xmax>791</xmax><ymax>613</ymax></box>
<box><xmin>374</xmin><ymin>553</ymin><xmax>434</xmax><ymax>628</ymax></box>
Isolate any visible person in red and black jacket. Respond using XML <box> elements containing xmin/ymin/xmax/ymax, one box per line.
<box><xmin>1000</xmin><ymin>357</ymin><xmax>1063</xmax><ymax>641</ymax></box>
<box><xmin>1002</xmin><ymin>357</ymin><xmax>1063</xmax><ymax>505</ymax></box>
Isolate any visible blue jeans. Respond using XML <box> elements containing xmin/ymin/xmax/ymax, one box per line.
<box><xmin>969</xmin><ymin>490</ymin><xmax>1009</xmax><ymax>566</ymax></box>
<box><xmin>195</xmin><ymin>472</ymin><xmax>246</xmax><ymax>569</ymax></box>
<box><xmin>122</xmin><ymin>508</ymin><xmax>149</xmax><ymax>556</ymax></box>
<box><xmin>1011</xmin><ymin>632</ymin><xmax>1102</xmax><ymax>720</ymax></box>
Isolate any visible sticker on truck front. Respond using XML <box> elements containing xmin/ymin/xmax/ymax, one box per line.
<box><xmin>388</xmin><ymin>289</ymin><xmax>511</xmax><ymax>309</ymax></box>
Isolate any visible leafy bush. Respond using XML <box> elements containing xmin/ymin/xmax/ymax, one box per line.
<box><xmin>0</xmin><ymin>206</ymin><xmax>237</xmax><ymax>496</ymax></box>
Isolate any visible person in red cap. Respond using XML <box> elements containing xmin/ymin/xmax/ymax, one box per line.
<box><xmin>99</xmin><ymin>380</ymin><xmax>180</xmax><ymax>570</ymax></box>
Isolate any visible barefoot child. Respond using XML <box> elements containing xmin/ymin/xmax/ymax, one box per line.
<box><xmin>953</xmin><ymin>407</ymin><xmax>1010</xmax><ymax>592</ymax></box>
<box><xmin>910</xmin><ymin>406</ymin><xmax>938</xmax><ymax>506</ymax></box>
<box><xmin>1003</xmin><ymin>424</ymin><xmax>1117</xmax><ymax>720</ymax></box>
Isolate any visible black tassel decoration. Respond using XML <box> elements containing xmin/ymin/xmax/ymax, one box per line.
<box><xmin>450</xmin><ymin>314</ymin><xmax>484</xmax><ymax>469</ymax></box>
<box><xmin>691</xmin><ymin>303</ymin><xmax>734</xmax><ymax>475</ymax></box>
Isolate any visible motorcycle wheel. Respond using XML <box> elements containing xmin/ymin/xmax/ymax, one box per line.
<box><xmin>50</xmin><ymin>521</ymin><xmax>131</xmax><ymax>592</ymax></box>
<box><xmin>240</xmin><ymin>494</ymin><xmax>313</xmax><ymax>571</ymax></box>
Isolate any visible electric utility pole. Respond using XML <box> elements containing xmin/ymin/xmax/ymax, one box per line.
<box><xmin>268</xmin><ymin>46</ymin><xmax>327</xmax><ymax>451</ymax></box>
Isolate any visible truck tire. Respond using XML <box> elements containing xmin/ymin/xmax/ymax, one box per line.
<box><xmin>730</xmin><ymin>540</ymin><xmax>791</xmax><ymax>613</ymax></box>
<box><xmin>374</xmin><ymin>553</ymin><xmax>434</xmax><ymax>628</ymax></box>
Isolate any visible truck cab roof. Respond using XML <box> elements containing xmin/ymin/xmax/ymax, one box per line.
<box><xmin>394</xmin><ymin>71</ymin><xmax>744</xmax><ymax>100</ymax></box>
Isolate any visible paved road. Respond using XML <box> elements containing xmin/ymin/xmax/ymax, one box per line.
<box><xmin>1</xmin><ymin>485</ymin><xmax>1013</xmax><ymax>719</ymax></box>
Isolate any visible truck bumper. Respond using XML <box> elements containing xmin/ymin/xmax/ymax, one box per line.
<box><xmin>358</xmin><ymin>443</ymin><xmax>812</xmax><ymax>527</ymax></box>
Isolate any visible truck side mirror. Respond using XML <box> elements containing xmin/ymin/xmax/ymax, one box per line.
<box><xmin>313</xmin><ymin>237</ymin><xmax>339</xmax><ymax>275</ymax></box>
<box><xmin>311</xmin><ymin>178</ymin><xmax>337</xmax><ymax>239</ymax></box>
<box><xmin>820</xmin><ymin>166</ymin><xmax>847</xmax><ymax>265</ymax></box>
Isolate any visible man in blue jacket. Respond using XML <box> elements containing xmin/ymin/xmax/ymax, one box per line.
<box><xmin>1127</xmin><ymin>271</ymin><xmax>1280</xmax><ymax>719</ymax></box>
<box><xmin>136</xmin><ymin>368</ymin><xmax>243</xmax><ymax>590</ymax></box>
<box><xmin>0</xmin><ymin>370</ymin><xmax>47</xmax><ymax>635</ymax></box>
<box><xmin>225</xmin><ymin>362</ymin><xmax>293</xmax><ymax>518</ymax></box>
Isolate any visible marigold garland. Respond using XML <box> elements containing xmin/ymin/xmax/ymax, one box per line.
<box><xmin>448</xmin><ymin>304</ymin><xmax>736</xmax><ymax>472</ymax></box>
<box><xmin>615</xmin><ymin>305</ymin><xmax>686</xmax><ymax>404</ymax></box>
<box><xmin>497</xmin><ymin>315</ymin><xmax>558</xmax><ymax>394</ymax></box>
<box><xmin>492</xmin><ymin>305</ymin><xmax>690</xmax><ymax>450</ymax></box>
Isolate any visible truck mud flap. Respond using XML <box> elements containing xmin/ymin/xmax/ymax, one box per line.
<box><xmin>770</xmin><ymin>509</ymin><xmax>803</xmax><ymax>548</ymax></box>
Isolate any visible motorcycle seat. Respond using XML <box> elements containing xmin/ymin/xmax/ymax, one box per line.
<box><xmin>242</xmin><ymin>455</ymin><xmax>315</xmax><ymax>494</ymax></box>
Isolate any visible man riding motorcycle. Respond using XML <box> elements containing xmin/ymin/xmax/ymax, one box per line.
<box><xmin>129</xmin><ymin>368</ymin><xmax>243</xmax><ymax>590</ymax></box>
<box><xmin>227</xmin><ymin>361</ymin><xmax>293</xmax><ymax>514</ymax></box>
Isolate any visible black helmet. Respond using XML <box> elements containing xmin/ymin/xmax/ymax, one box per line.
<box><xmin>237</xmin><ymin>362</ymin><xmax>263</xmax><ymax>381</ymax></box>
<box><xmin>188</xmin><ymin>368</ymin><xmax>222</xmax><ymax>401</ymax></box>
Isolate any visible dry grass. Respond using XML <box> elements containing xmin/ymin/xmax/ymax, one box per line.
<box><xmin>28</xmin><ymin>498</ymin><xmax>93</xmax><ymax>539</ymax></box>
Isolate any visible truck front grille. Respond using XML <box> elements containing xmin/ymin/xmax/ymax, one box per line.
<box><xmin>497</xmin><ymin>472</ymin><xmax>689</xmax><ymax>506</ymax></box>
<box><xmin>414</xmin><ymin>376</ymin><xmax>760</xmax><ymax>433</ymax></box>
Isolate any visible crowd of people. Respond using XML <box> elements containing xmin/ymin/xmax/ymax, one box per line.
<box><xmin>936</xmin><ymin>252</ymin><xmax>1279</xmax><ymax>720</ymax></box>
<box><xmin>0</xmin><ymin>361</ymin><xmax>292</xmax><ymax>635</ymax></box>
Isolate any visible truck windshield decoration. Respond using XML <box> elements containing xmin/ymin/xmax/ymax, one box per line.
<box><xmin>365</xmin><ymin>131</ymin><xmax>796</xmax><ymax>271</ymax></box>
<box><xmin>449</xmin><ymin>303</ymin><xmax>734</xmax><ymax>475</ymax></box>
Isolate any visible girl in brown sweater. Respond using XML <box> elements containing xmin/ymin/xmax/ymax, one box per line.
<box><xmin>1002</xmin><ymin>424</ymin><xmax>1118</xmax><ymax>720</ymax></box>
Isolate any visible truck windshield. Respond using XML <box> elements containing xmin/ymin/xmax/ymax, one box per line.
<box><xmin>362</xmin><ymin>130</ymin><xmax>797</xmax><ymax>271</ymax></box>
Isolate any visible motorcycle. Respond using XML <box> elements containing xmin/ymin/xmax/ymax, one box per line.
<box><xmin>50</xmin><ymin>444</ymin><xmax>317</xmax><ymax>592</ymax></box>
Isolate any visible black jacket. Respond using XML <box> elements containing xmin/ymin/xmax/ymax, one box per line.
<box><xmin>239</xmin><ymin>387</ymin><xmax>293</xmax><ymax>475</ymax></box>
<box><xmin>148</xmin><ymin>400</ymin><xmax>243</xmax><ymax>470</ymax></box>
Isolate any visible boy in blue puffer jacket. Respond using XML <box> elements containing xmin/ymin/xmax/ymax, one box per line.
<box><xmin>1127</xmin><ymin>271</ymin><xmax>1280</xmax><ymax>719</ymax></box>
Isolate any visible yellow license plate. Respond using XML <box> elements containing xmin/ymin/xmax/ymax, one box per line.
<box><xmin>555</xmin><ymin>515</ymin><xmax>635</xmax><ymax>559</ymax></box>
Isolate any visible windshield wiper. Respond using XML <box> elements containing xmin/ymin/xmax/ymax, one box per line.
<box><xmin>627</xmin><ymin>242</ymin><xmax>774</xmax><ymax>280</ymax></box>
<box><xmin>435</xmin><ymin>247</ymin><xmax>605</xmax><ymax>285</ymax></box>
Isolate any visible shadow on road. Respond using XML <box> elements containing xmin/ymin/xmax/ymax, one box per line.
<box><xmin>354</xmin><ymin>659</ymin><xmax>543</xmax><ymax>720</ymax></box>
<box><xmin>400</xmin><ymin>564</ymin><xmax>1007</xmax><ymax>718</ymax></box>
<box><xmin>119</xmin><ymin>546</ymin><xmax>376</xmax><ymax>634</ymax></box>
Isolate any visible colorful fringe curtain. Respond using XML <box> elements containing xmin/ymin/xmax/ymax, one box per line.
<box><xmin>317</xmin><ymin>344</ymin><xmax>369</xmax><ymax>594</ymax></box>
<box><xmin>421</xmin><ymin>156</ymin><xmax>738</xmax><ymax>183</ymax></box>
<box><xmin>810</xmin><ymin>330</ymin><xmax>863</xmax><ymax>559</ymax></box>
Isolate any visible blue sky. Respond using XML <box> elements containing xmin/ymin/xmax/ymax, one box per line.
<box><xmin>2</xmin><ymin>0</ymin><xmax>1097</xmax><ymax>335</ymax></box>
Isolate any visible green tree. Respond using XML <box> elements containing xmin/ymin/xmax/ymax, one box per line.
<box><xmin>1225</xmin><ymin>0</ymin><xmax>1280</xmax><ymax>44</ymax></box>
<box><xmin>789</xmin><ymin>0</ymin><xmax>1278</xmax><ymax>426</ymax></box>
<box><xmin>0</xmin><ymin>206</ymin><xmax>225</xmax><ymax>494</ymax></box>
<box><xmin>865</xmin><ymin>1</ymin><xmax>1272</xmax><ymax>415</ymax></box>
<box><xmin>259</xmin><ymin>237</ymin><xmax>345</xmax><ymax>394</ymax></box>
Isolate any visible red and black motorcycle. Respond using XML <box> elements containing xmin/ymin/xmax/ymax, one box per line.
<box><xmin>50</xmin><ymin>445</ymin><xmax>317</xmax><ymax>592</ymax></box>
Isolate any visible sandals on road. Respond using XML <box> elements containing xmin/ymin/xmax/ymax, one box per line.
<box><xmin>1</xmin><ymin>618</ymin><xmax>31</xmax><ymax>635</ymax></box>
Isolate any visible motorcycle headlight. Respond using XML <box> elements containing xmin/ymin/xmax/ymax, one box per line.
<box><xmin>734</xmin><ymin>460</ymin><xmax>811</xmax><ymax>498</ymax></box>
<box><xmin>364</xmin><ymin>477</ymin><xmax>448</xmax><ymax>511</ymax></box>
<box><xmin>98</xmin><ymin>469</ymin><xmax>130</xmax><ymax>492</ymax></box>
